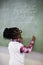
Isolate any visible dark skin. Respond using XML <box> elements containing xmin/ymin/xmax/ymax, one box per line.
<box><xmin>18</xmin><ymin>35</ymin><xmax>36</xmax><ymax>43</ymax></box>
<box><xmin>13</xmin><ymin>28</ymin><xmax>36</xmax><ymax>43</ymax></box>
<box><xmin>31</xmin><ymin>36</ymin><xmax>36</xmax><ymax>42</ymax></box>
<box><xmin>18</xmin><ymin>37</ymin><xmax>23</xmax><ymax>43</ymax></box>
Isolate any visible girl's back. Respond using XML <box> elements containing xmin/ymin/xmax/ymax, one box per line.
<box><xmin>8</xmin><ymin>40</ymin><xmax>24</xmax><ymax>65</ymax></box>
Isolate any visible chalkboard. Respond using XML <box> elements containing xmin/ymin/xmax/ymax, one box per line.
<box><xmin>0</xmin><ymin>0</ymin><xmax>43</xmax><ymax>52</ymax></box>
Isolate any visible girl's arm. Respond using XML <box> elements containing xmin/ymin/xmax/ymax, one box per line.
<box><xmin>20</xmin><ymin>36</ymin><xmax>36</xmax><ymax>53</ymax></box>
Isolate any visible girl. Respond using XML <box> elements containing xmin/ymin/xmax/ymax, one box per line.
<box><xmin>3</xmin><ymin>27</ymin><xmax>36</xmax><ymax>65</ymax></box>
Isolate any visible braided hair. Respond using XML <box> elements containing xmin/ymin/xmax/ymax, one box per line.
<box><xmin>3</xmin><ymin>27</ymin><xmax>22</xmax><ymax>39</ymax></box>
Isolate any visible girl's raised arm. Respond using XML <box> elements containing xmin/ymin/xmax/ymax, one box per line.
<box><xmin>20</xmin><ymin>36</ymin><xmax>36</xmax><ymax>53</ymax></box>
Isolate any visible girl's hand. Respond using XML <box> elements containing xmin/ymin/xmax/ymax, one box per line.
<box><xmin>31</xmin><ymin>36</ymin><xmax>36</xmax><ymax>41</ymax></box>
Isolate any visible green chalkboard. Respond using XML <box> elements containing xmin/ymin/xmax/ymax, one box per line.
<box><xmin>0</xmin><ymin>0</ymin><xmax>43</xmax><ymax>53</ymax></box>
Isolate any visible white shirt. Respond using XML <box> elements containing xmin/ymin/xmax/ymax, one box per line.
<box><xmin>8</xmin><ymin>41</ymin><xmax>24</xmax><ymax>65</ymax></box>
<box><xmin>8</xmin><ymin>40</ymin><xmax>34</xmax><ymax>65</ymax></box>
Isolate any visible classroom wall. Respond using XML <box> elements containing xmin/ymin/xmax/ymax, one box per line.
<box><xmin>0</xmin><ymin>0</ymin><xmax>43</xmax><ymax>52</ymax></box>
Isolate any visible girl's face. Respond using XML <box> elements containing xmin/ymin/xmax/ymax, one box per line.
<box><xmin>18</xmin><ymin>37</ymin><xmax>23</xmax><ymax>43</ymax></box>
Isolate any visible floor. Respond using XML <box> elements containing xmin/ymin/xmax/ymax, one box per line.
<box><xmin>0</xmin><ymin>46</ymin><xmax>43</xmax><ymax>65</ymax></box>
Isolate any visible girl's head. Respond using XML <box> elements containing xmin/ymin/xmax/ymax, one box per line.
<box><xmin>3</xmin><ymin>27</ymin><xmax>22</xmax><ymax>40</ymax></box>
